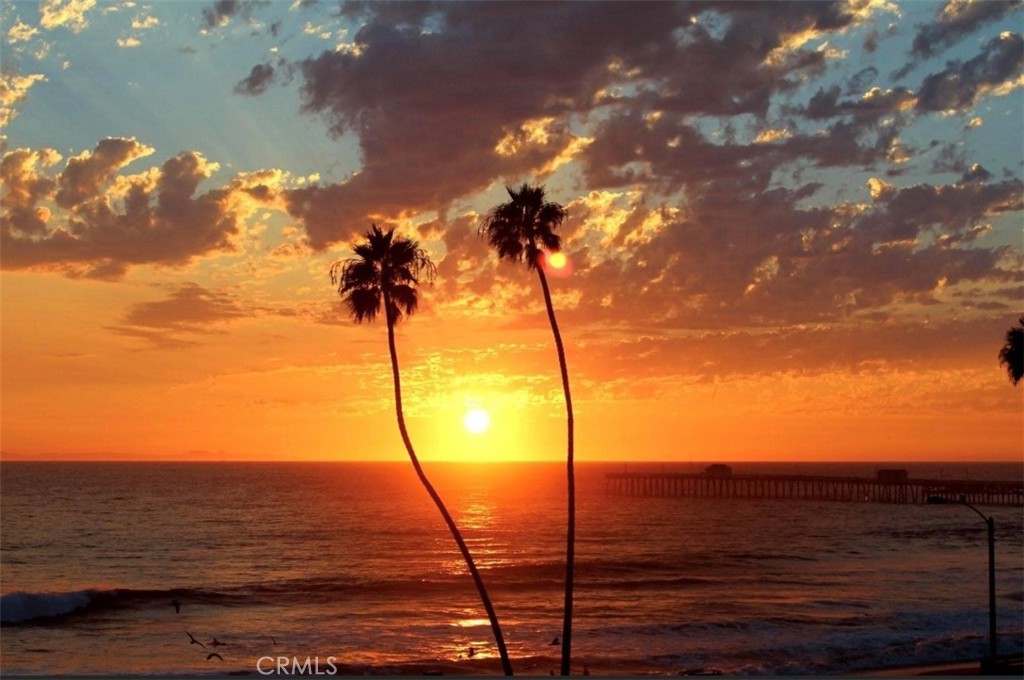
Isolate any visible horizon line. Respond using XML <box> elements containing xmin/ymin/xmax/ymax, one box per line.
<box><xmin>2</xmin><ymin>456</ymin><xmax>1021</xmax><ymax>465</ymax></box>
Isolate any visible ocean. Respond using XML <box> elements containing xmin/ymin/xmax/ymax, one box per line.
<box><xmin>1</xmin><ymin>461</ymin><xmax>1022</xmax><ymax>677</ymax></box>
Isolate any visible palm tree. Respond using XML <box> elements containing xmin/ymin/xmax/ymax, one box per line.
<box><xmin>998</xmin><ymin>317</ymin><xmax>1023</xmax><ymax>386</ymax></box>
<box><xmin>480</xmin><ymin>184</ymin><xmax>575</xmax><ymax>676</ymax></box>
<box><xmin>331</xmin><ymin>225</ymin><xmax>513</xmax><ymax>676</ymax></box>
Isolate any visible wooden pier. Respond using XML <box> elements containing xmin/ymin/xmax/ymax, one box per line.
<box><xmin>604</xmin><ymin>472</ymin><xmax>1024</xmax><ymax>506</ymax></box>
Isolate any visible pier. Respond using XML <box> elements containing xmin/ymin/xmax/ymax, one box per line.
<box><xmin>604</xmin><ymin>470</ymin><xmax>1024</xmax><ymax>506</ymax></box>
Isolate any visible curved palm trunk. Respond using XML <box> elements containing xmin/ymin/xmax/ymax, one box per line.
<box><xmin>385</xmin><ymin>314</ymin><xmax>514</xmax><ymax>676</ymax></box>
<box><xmin>536</xmin><ymin>268</ymin><xmax>575</xmax><ymax>676</ymax></box>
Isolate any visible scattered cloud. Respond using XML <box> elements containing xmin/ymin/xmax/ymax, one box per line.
<box><xmin>6</xmin><ymin>21</ymin><xmax>39</xmax><ymax>44</ymax></box>
<box><xmin>39</xmin><ymin>0</ymin><xmax>97</xmax><ymax>33</ymax></box>
<box><xmin>0</xmin><ymin>71</ymin><xmax>46</xmax><ymax>127</ymax></box>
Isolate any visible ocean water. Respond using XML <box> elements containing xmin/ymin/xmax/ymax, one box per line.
<box><xmin>1</xmin><ymin>461</ymin><xmax>1022</xmax><ymax>677</ymax></box>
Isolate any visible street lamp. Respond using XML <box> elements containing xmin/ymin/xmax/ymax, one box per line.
<box><xmin>929</xmin><ymin>494</ymin><xmax>997</xmax><ymax>668</ymax></box>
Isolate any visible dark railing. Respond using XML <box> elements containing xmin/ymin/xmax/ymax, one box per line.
<box><xmin>604</xmin><ymin>472</ymin><xmax>1023</xmax><ymax>506</ymax></box>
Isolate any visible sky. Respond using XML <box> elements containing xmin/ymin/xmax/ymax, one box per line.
<box><xmin>1</xmin><ymin>0</ymin><xmax>1022</xmax><ymax>463</ymax></box>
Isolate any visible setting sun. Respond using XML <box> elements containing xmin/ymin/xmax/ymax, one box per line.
<box><xmin>463</xmin><ymin>408</ymin><xmax>491</xmax><ymax>434</ymax></box>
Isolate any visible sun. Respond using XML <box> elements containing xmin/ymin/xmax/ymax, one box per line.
<box><xmin>463</xmin><ymin>408</ymin><xmax>491</xmax><ymax>434</ymax></box>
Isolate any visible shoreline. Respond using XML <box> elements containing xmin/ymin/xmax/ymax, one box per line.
<box><xmin>0</xmin><ymin>657</ymin><xmax>1022</xmax><ymax>678</ymax></box>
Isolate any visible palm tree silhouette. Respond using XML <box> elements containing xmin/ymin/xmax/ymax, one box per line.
<box><xmin>481</xmin><ymin>184</ymin><xmax>575</xmax><ymax>676</ymax></box>
<box><xmin>998</xmin><ymin>317</ymin><xmax>1023</xmax><ymax>386</ymax></box>
<box><xmin>331</xmin><ymin>225</ymin><xmax>513</xmax><ymax>676</ymax></box>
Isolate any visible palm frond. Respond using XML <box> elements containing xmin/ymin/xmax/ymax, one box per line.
<box><xmin>345</xmin><ymin>286</ymin><xmax>382</xmax><ymax>323</ymax></box>
<box><xmin>998</xmin><ymin>317</ymin><xmax>1024</xmax><ymax>386</ymax></box>
<box><xmin>388</xmin><ymin>284</ymin><xmax>419</xmax><ymax>324</ymax></box>
<box><xmin>481</xmin><ymin>183</ymin><xmax>567</xmax><ymax>271</ymax></box>
<box><xmin>330</xmin><ymin>223</ymin><xmax>435</xmax><ymax>326</ymax></box>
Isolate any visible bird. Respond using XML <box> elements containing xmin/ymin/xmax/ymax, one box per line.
<box><xmin>549</xmin><ymin>636</ymin><xmax>559</xmax><ymax>646</ymax></box>
<box><xmin>206</xmin><ymin>652</ymin><xmax>223</xmax><ymax>661</ymax></box>
<box><xmin>171</xmin><ymin>599</ymin><xmax>180</xmax><ymax>613</ymax></box>
<box><xmin>466</xmin><ymin>646</ymin><xmax>477</xmax><ymax>658</ymax></box>
<box><xmin>186</xmin><ymin>632</ymin><xmax>205</xmax><ymax>648</ymax></box>
<box><xmin>271</xmin><ymin>636</ymin><xmax>277</xmax><ymax>646</ymax></box>
<box><xmin>210</xmin><ymin>637</ymin><xmax>229</xmax><ymax>647</ymax></box>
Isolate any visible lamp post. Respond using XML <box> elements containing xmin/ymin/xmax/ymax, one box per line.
<box><xmin>929</xmin><ymin>493</ymin><xmax>999</xmax><ymax>663</ymax></box>
<box><xmin>957</xmin><ymin>497</ymin><xmax>997</xmax><ymax>667</ymax></box>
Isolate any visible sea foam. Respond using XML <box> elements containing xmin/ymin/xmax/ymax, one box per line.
<box><xmin>0</xmin><ymin>589</ymin><xmax>97</xmax><ymax>624</ymax></box>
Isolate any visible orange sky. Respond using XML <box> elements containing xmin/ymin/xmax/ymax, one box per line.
<box><xmin>2</xmin><ymin>1</ymin><xmax>1022</xmax><ymax>462</ymax></box>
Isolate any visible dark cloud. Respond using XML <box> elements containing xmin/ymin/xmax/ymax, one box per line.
<box><xmin>56</xmin><ymin>137</ymin><xmax>151</xmax><ymax>208</ymax></box>
<box><xmin>1</xmin><ymin>140</ymin><xmax>251</xmax><ymax>279</ymax></box>
<box><xmin>549</xmin><ymin>164</ymin><xmax>1020</xmax><ymax>329</ymax></box>
<box><xmin>107</xmin><ymin>282</ymin><xmax>292</xmax><ymax>347</ymax></box>
<box><xmin>916</xmin><ymin>32</ymin><xmax>1024</xmax><ymax>112</ymax></box>
<box><xmin>121</xmin><ymin>282</ymin><xmax>244</xmax><ymax>330</ymax></box>
<box><xmin>235</xmin><ymin>62</ymin><xmax>276</xmax><ymax>95</ymax></box>
<box><xmin>635</xmin><ymin>1</ymin><xmax>860</xmax><ymax>116</ymax></box>
<box><xmin>845</xmin><ymin>66</ymin><xmax>879</xmax><ymax>94</ymax></box>
<box><xmin>202</xmin><ymin>0</ymin><xmax>241</xmax><ymax>29</ymax></box>
<box><xmin>797</xmin><ymin>85</ymin><xmax>915</xmax><ymax>124</ymax></box>
<box><xmin>911</xmin><ymin>0</ymin><xmax>1022</xmax><ymax>60</ymax></box>
<box><xmin>201</xmin><ymin>0</ymin><xmax>270</xmax><ymax>30</ymax></box>
<box><xmin>1</xmin><ymin>148</ymin><xmax>59</xmax><ymax>236</ymax></box>
<box><xmin>270</xmin><ymin>1</ymin><xmax>879</xmax><ymax>248</ymax></box>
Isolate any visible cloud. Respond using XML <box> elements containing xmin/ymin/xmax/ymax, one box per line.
<box><xmin>131</xmin><ymin>15</ymin><xmax>159</xmax><ymax>30</ymax></box>
<box><xmin>0</xmin><ymin>71</ymin><xmax>47</xmax><ymax>127</ymax></box>
<box><xmin>257</xmin><ymin>1</ymin><xmax>891</xmax><ymax>250</ymax></box>
<box><xmin>121</xmin><ymin>282</ymin><xmax>245</xmax><ymax>331</ymax></box>
<box><xmin>1</xmin><ymin>139</ymin><xmax>274</xmax><ymax>279</ymax></box>
<box><xmin>6</xmin><ymin>21</ymin><xmax>39</xmax><ymax>44</ymax></box>
<box><xmin>55</xmin><ymin>137</ymin><xmax>156</xmax><ymax>208</ymax></box>
<box><xmin>909</xmin><ymin>0</ymin><xmax>1022</xmax><ymax>61</ymax></box>
<box><xmin>235</xmin><ymin>62</ymin><xmax>277</xmax><ymax>95</ymax></box>
<box><xmin>797</xmin><ymin>84</ymin><xmax>916</xmax><ymax>123</ymax></box>
<box><xmin>201</xmin><ymin>0</ymin><xmax>269</xmax><ymax>31</ymax></box>
<box><xmin>916</xmin><ymin>31</ymin><xmax>1024</xmax><ymax>112</ymax></box>
<box><xmin>108</xmin><ymin>281</ymin><xmax>300</xmax><ymax>349</ymax></box>
<box><xmin>1</xmin><ymin>147</ymin><xmax>63</xmax><ymax>235</ymax></box>
<box><xmin>202</xmin><ymin>0</ymin><xmax>242</xmax><ymax>29</ymax></box>
<box><xmin>39</xmin><ymin>0</ymin><xmax>97</xmax><ymax>32</ymax></box>
<box><xmin>565</xmin><ymin>136</ymin><xmax>1019</xmax><ymax>329</ymax></box>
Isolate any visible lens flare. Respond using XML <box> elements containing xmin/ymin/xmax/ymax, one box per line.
<box><xmin>543</xmin><ymin>251</ymin><xmax>573</xmax><ymax>278</ymax></box>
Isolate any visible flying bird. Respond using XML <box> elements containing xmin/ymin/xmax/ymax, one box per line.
<box><xmin>186</xmin><ymin>631</ymin><xmax>205</xmax><ymax>648</ymax></box>
<box><xmin>206</xmin><ymin>652</ymin><xmax>223</xmax><ymax>661</ymax></box>
<box><xmin>550</xmin><ymin>636</ymin><xmax>559</xmax><ymax>646</ymax></box>
<box><xmin>210</xmin><ymin>637</ymin><xmax>229</xmax><ymax>647</ymax></box>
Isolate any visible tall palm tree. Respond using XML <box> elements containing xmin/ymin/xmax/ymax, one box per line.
<box><xmin>480</xmin><ymin>184</ymin><xmax>575</xmax><ymax>676</ymax></box>
<box><xmin>331</xmin><ymin>225</ymin><xmax>513</xmax><ymax>676</ymax></box>
<box><xmin>998</xmin><ymin>317</ymin><xmax>1023</xmax><ymax>386</ymax></box>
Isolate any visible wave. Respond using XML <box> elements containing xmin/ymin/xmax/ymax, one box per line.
<box><xmin>1</xmin><ymin>590</ymin><xmax>97</xmax><ymax>624</ymax></box>
<box><xmin>0</xmin><ymin>587</ymin><xmax>228</xmax><ymax>626</ymax></box>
